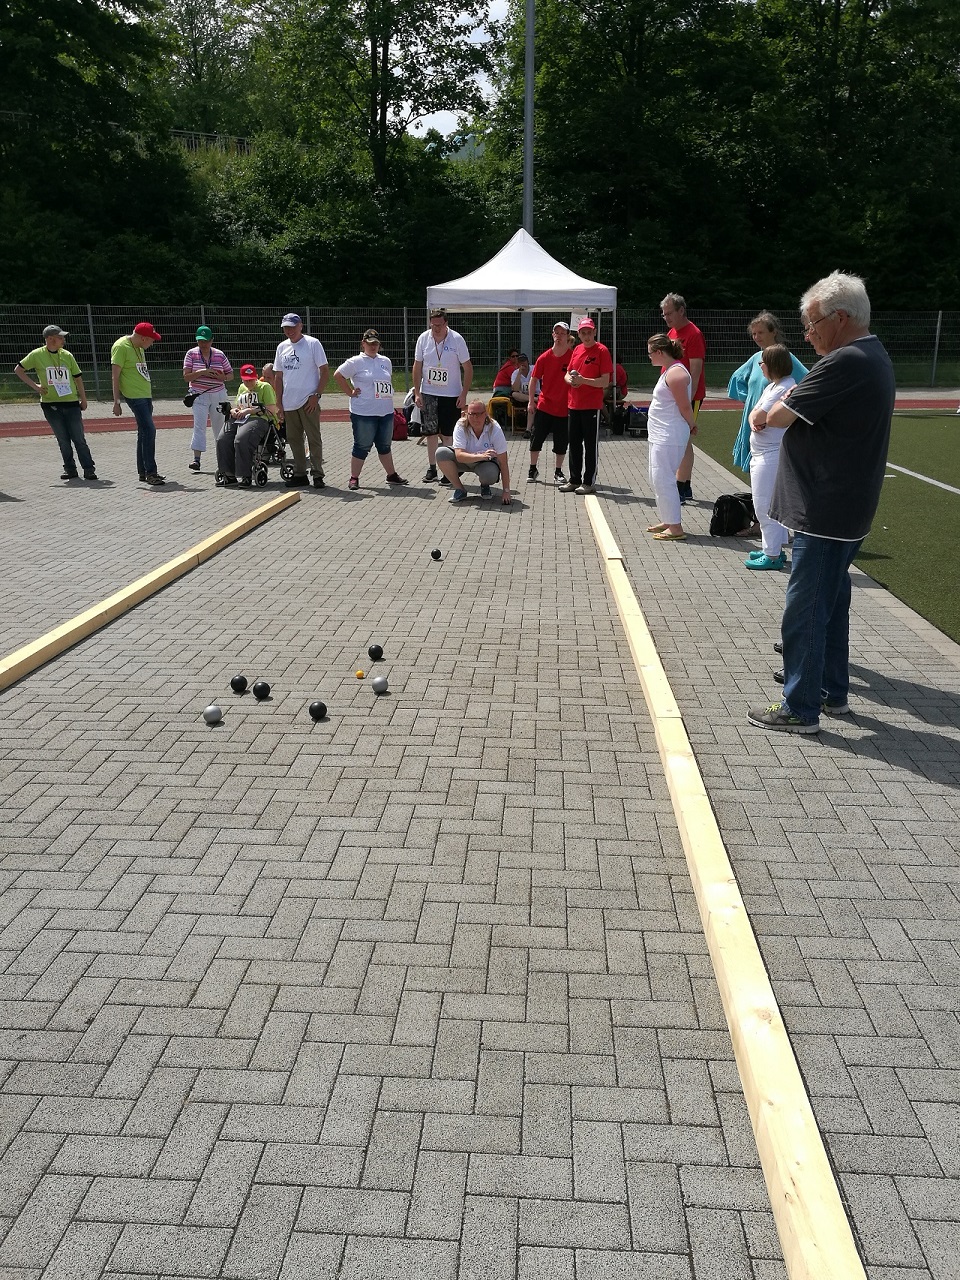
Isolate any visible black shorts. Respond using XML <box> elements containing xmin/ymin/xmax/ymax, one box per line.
<box><xmin>421</xmin><ymin>394</ymin><xmax>460</xmax><ymax>437</ymax></box>
<box><xmin>531</xmin><ymin>409</ymin><xmax>569</xmax><ymax>453</ymax></box>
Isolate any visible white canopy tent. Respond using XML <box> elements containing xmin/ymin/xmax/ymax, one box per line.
<box><xmin>426</xmin><ymin>228</ymin><xmax>616</xmax><ymax>312</ymax></box>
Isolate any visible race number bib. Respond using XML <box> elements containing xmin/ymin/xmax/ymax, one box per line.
<box><xmin>46</xmin><ymin>367</ymin><xmax>72</xmax><ymax>398</ymax></box>
<box><xmin>426</xmin><ymin>367</ymin><xmax>449</xmax><ymax>386</ymax></box>
<box><xmin>373</xmin><ymin>380</ymin><xmax>393</xmax><ymax>399</ymax></box>
<box><xmin>136</xmin><ymin>362</ymin><xmax>151</xmax><ymax>382</ymax></box>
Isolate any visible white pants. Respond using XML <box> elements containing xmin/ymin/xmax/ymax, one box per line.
<box><xmin>750</xmin><ymin>441</ymin><xmax>789</xmax><ymax>556</ymax></box>
<box><xmin>648</xmin><ymin>439</ymin><xmax>687</xmax><ymax>525</ymax></box>
<box><xmin>190</xmin><ymin>388</ymin><xmax>227</xmax><ymax>453</ymax></box>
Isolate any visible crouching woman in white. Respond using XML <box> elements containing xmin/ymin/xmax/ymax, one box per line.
<box><xmin>436</xmin><ymin>400</ymin><xmax>513</xmax><ymax>505</ymax></box>
<box><xmin>745</xmin><ymin>343</ymin><xmax>797</xmax><ymax>570</ymax></box>
<box><xmin>645</xmin><ymin>334</ymin><xmax>697</xmax><ymax>541</ymax></box>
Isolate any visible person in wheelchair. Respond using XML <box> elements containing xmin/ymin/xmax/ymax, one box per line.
<box><xmin>216</xmin><ymin>363</ymin><xmax>280</xmax><ymax>487</ymax></box>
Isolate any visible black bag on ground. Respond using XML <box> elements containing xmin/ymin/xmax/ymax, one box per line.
<box><xmin>709</xmin><ymin>492</ymin><xmax>756</xmax><ymax>536</ymax></box>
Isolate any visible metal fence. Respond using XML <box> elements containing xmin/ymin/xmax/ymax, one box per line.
<box><xmin>2</xmin><ymin>305</ymin><xmax>958</xmax><ymax>401</ymax></box>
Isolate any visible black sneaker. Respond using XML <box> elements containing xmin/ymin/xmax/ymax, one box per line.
<box><xmin>138</xmin><ymin>472</ymin><xmax>146</xmax><ymax>482</ymax></box>
<box><xmin>223</xmin><ymin>476</ymin><xmax>238</xmax><ymax>486</ymax></box>
<box><xmin>238</xmin><ymin>478</ymin><xmax>252</xmax><ymax>487</ymax></box>
<box><xmin>83</xmin><ymin>471</ymin><xmax>98</xmax><ymax>481</ymax></box>
<box><xmin>528</xmin><ymin>465</ymin><xmax>539</xmax><ymax>481</ymax></box>
<box><xmin>439</xmin><ymin>475</ymin><xmax>451</xmax><ymax>487</ymax></box>
<box><xmin>285</xmin><ymin>474</ymin><xmax>309</xmax><ymax>487</ymax></box>
<box><xmin>677</xmin><ymin>480</ymin><xmax>693</xmax><ymax>503</ymax></box>
<box><xmin>385</xmin><ymin>473</ymin><xmax>408</xmax><ymax>485</ymax></box>
<box><xmin>774</xmin><ymin>641</ymin><xmax>783</xmax><ymax>654</ymax></box>
<box><xmin>189</xmin><ymin>459</ymin><xmax>201</xmax><ymax>471</ymax></box>
<box><xmin>423</xmin><ymin>466</ymin><xmax>438</xmax><ymax>483</ymax></box>
<box><xmin>61</xmin><ymin>470</ymin><xmax>79</xmax><ymax>481</ymax></box>
<box><xmin>554</xmin><ymin>469</ymin><xmax>565</xmax><ymax>485</ymax></box>
<box><xmin>774</xmin><ymin>669</ymin><xmax>784</xmax><ymax>684</ymax></box>
<box><xmin>145</xmin><ymin>473</ymin><xmax>166</xmax><ymax>486</ymax></box>
<box><xmin>312</xmin><ymin>474</ymin><xmax>326</xmax><ymax>489</ymax></box>
<box><xmin>748</xmin><ymin>702</ymin><xmax>819</xmax><ymax>734</ymax></box>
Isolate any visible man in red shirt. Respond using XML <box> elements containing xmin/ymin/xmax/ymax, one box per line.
<box><xmin>661</xmin><ymin>293</ymin><xmax>706</xmax><ymax>502</ymax></box>
<box><xmin>528</xmin><ymin>322</ymin><xmax>573</xmax><ymax>484</ymax></box>
<box><xmin>559</xmin><ymin>316</ymin><xmax>612</xmax><ymax>495</ymax></box>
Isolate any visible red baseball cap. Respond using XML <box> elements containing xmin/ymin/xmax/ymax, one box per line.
<box><xmin>239</xmin><ymin>364</ymin><xmax>257</xmax><ymax>378</ymax></box>
<box><xmin>577</xmin><ymin>316</ymin><xmax>596</xmax><ymax>331</ymax></box>
<box><xmin>133</xmin><ymin>322</ymin><xmax>162</xmax><ymax>341</ymax></box>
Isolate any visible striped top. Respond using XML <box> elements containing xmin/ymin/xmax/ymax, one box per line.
<box><xmin>183</xmin><ymin>346</ymin><xmax>233</xmax><ymax>393</ymax></box>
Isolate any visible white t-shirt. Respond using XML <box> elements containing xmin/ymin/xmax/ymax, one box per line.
<box><xmin>751</xmin><ymin>376</ymin><xmax>796</xmax><ymax>454</ymax></box>
<box><xmin>336</xmin><ymin>352</ymin><xmax>395</xmax><ymax>417</ymax></box>
<box><xmin>452</xmin><ymin>418</ymin><xmax>508</xmax><ymax>456</ymax></box>
<box><xmin>647</xmin><ymin>364</ymin><xmax>692</xmax><ymax>446</ymax></box>
<box><xmin>415</xmin><ymin>327</ymin><xmax>470</xmax><ymax>399</ymax></box>
<box><xmin>512</xmin><ymin>368</ymin><xmax>531</xmax><ymax>395</ymax></box>
<box><xmin>274</xmin><ymin>334</ymin><xmax>328</xmax><ymax>410</ymax></box>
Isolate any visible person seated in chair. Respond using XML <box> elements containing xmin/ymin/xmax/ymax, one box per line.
<box><xmin>510</xmin><ymin>354</ymin><xmax>532</xmax><ymax>432</ymax></box>
<box><xmin>491</xmin><ymin>349</ymin><xmax>520</xmax><ymax>399</ymax></box>
<box><xmin>217</xmin><ymin>363</ymin><xmax>279</xmax><ymax>487</ymax></box>
<box><xmin>436</xmin><ymin>400</ymin><xmax>513</xmax><ymax>506</ymax></box>
<box><xmin>602</xmin><ymin>362</ymin><xmax>628</xmax><ymax>425</ymax></box>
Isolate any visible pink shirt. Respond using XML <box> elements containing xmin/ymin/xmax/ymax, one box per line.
<box><xmin>183</xmin><ymin>346</ymin><xmax>233</xmax><ymax>393</ymax></box>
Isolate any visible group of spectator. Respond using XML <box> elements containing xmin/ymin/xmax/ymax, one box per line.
<box><xmin>14</xmin><ymin>271</ymin><xmax>894</xmax><ymax>737</ymax></box>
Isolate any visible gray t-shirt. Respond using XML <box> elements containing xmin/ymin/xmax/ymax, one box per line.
<box><xmin>769</xmin><ymin>336</ymin><xmax>895</xmax><ymax>540</ymax></box>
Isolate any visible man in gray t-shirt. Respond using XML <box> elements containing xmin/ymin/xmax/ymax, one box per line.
<box><xmin>748</xmin><ymin>271</ymin><xmax>895</xmax><ymax>734</ymax></box>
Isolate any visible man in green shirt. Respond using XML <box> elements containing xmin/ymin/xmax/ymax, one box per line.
<box><xmin>111</xmin><ymin>322</ymin><xmax>165</xmax><ymax>485</ymax></box>
<box><xmin>15</xmin><ymin>325</ymin><xmax>97</xmax><ymax>480</ymax></box>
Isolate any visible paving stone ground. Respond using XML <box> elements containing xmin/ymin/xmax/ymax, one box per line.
<box><xmin>0</xmin><ymin>417</ymin><xmax>958</xmax><ymax>1279</ymax></box>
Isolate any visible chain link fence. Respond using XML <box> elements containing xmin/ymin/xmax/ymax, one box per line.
<box><xmin>2</xmin><ymin>304</ymin><xmax>958</xmax><ymax>402</ymax></box>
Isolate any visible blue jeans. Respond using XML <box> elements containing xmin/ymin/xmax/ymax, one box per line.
<box><xmin>124</xmin><ymin>397</ymin><xmax>158</xmax><ymax>476</ymax></box>
<box><xmin>350</xmin><ymin>412</ymin><xmax>394</xmax><ymax>460</ymax></box>
<box><xmin>781</xmin><ymin>532</ymin><xmax>863</xmax><ymax>723</ymax></box>
<box><xmin>41</xmin><ymin>402</ymin><xmax>94</xmax><ymax>474</ymax></box>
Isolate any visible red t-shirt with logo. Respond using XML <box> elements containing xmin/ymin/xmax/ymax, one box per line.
<box><xmin>668</xmin><ymin>321</ymin><xmax>706</xmax><ymax>401</ymax></box>
<box><xmin>532</xmin><ymin>346</ymin><xmax>572</xmax><ymax>416</ymax></box>
<box><xmin>568</xmin><ymin>341</ymin><xmax>613</xmax><ymax>410</ymax></box>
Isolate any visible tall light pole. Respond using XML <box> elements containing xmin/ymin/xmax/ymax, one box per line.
<box><xmin>521</xmin><ymin>0</ymin><xmax>535</xmax><ymax>358</ymax></box>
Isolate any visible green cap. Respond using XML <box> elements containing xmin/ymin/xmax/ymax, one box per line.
<box><xmin>196</xmin><ymin>325</ymin><xmax>213</xmax><ymax>341</ymax></box>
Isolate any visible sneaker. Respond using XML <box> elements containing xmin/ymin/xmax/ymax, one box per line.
<box><xmin>238</xmin><ymin>478</ymin><xmax>252</xmax><ymax>487</ymax></box>
<box><xmin>285</xmin><ymin>474</ymin><xmax>309</xmax><ymax>487</ymax></box>
<box><xmin>821</xmin><ymin>700</ymin><xmax>851</xmax><ymax>716</ymax></box>
<box><xmin>222</xmin><ymin>476</ymin><xmax>238</xmax><ymax>486</ymax></box>
<box><xmin>748</xmin><ymin>702</ymin><xmax>820</xmax><ymax>734</ymax></box>
<box><xmin>677</xmin><ymin>480</ymin><xmax>693</xmax><ymax>503</ymax></box>
<box><xmin>554</xmin><ymin>469</ymin><xmax>565</xmax><ymax>485</ymax></box>
<box><xmin>558</xmin><ymin>481</ymin><xmax>577</xmax><ymax>493</ymax></box>
<box><xmin>480</xmin><ymin>485</ymin><xmax>492</xmax><ymax>499</ymax></box>
<box><xmin>385</xmin><ymin>473</ymin><xmax>408</xmax><ymax>485</ymax></box>
<box><xmin>138</xmin><ymin>472</ymin><xmax>146</xmax><ymax>482</ymax></box>
<box><xmin>745</xmin><ymin>552</ymin><xmax>787</xmax><ymax>570</ymax></box>
<box><xmin>575</xmin><ymin>483</ymin><xmax>595</xmax><ymax>495</ymax></box>
<box><xmin>189</xmin><ymin>459</ymin><xmax>201</xmax><ymax>471</ymax></box>
<box><xmin>774</xmin><ymin>641</ymin><xmax>783</xmax><ymax>654</ymax></box>
<box><xmin>83</xmin><ymin>470</ymin><xmax>98</xmax><ymax>481</ymax></box>
<box><xmin>774</xmin><ymin>669</ymin><xmax>784</xmax><ymax>684</ymax></box>
<box><xmin>528</xmin><ymin>465</ymin><xmax>539</xmax><ymax>481</ymax></box>
<box><xmin>439</xmin><ymin>475</ymin><xmax>451</xmax><ymax>486</ymax></box>
<box><xmin>348</xmin><ymin>476</ymin><xmax>359</xmax><ymax>490</ymax></box>
<box><xmin>61</xmin><ymin>470</ymin><xmax>79</xmax><ymax>481</ymax></box>
<box><xmin>145</xmin><ymin>473</ymin><xmax>166</xmax><ymax>486</ymax></box>
<box><xmin>448</xmin><ymin>488</ymin><xmax>468</xmax><ymax>503</ymax></box>
<box><xmin>423</xmin><ymin>466</ymin><xmax>438</xmax><ymax>482</ymax></box>
<box><xmin>312</xmin><ymin>474</ymin><xmax>325</xmax><ymax>489</ymax></box>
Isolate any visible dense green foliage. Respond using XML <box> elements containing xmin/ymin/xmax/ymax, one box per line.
<box><xmin>1</xmin><ymin>0</ymin><xmax>958</xmax><ymax>304</ymax></box>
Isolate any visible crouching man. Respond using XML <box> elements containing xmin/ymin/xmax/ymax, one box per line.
<box><xmin>216</xmin><ymin>363</ymin><xmax>278</xmax><ymax>487</ymax></box>
<box><xmin>436</xmin><ymin>400</ymin><xmax>512</xmax><ymax>505</ymax></box>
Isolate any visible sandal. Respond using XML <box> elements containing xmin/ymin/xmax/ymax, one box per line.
<box><xmin>646</xmin><ymin>523</ymin><xmax>669</xmax><ymax>533</ymax></box>
<box><xmin>653</xmin><ymin>530</ymin><xmax>686</xmax><ymax>541</ymax></box>
<box><xmin>735</xmin><ymin>522</ymin><xmax>761</xmax><ymax>537</ymax></box>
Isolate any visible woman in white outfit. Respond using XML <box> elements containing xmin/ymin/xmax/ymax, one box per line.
<box><xmin>645</xmin><ymin>334</ymin><xmax>697</xmax><ymax>541</ymax></box>
<box><xmin>744</xmin><ymin>343</ymin><xmax>797</xmax><ymax>570</ymax></box>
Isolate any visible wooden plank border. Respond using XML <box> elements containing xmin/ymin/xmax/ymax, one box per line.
<box><xmin>0</xmin><ymin>491</ymin><xmax>301</xmax><ymax>692</ymax></box>
<box><xmin>584</xmin><ymin>495</ymin><xmax>865</xmax><ymax>1280</ymax></box>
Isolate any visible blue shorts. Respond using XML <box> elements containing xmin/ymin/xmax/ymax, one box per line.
<box><xmin>351</xmin><ymin>412</ymin><xmax>394</xmax><ymax>459</ymax></box>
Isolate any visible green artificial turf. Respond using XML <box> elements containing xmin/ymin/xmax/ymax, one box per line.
<box><xmin>693</xmin><ymin>409</ymin><xmax>960</xmax><ymax>645</ymax></box>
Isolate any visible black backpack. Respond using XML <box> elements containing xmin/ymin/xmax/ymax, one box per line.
<box><xmin>709</xmin><ymin>492</ymin><xmax>756</xmax><ymax>536</ymax></box>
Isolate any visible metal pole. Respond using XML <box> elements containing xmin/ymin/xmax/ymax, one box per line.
<box><xmin>523</xmin><ymin>0</ymin><xmax>534</xmax><ymax>234</ymax></box>
<box><xmin>85</xmin><ymin>303</ymin><xmax>102</xmax><ymax>401</ymax></box>
<box><xmin>497</xmin><ymin>314</ymin><xmax>501</xmax><ymax>367</ymax></box>
<box><xmin>403</xmin><ymin>307</ymin><xmax>410</xmax><ymax>392</ymax></box>
<box><xmin>200</xmin><ymin>304</ymin><xmax>206</xmax><ymax>326</ymax></box>
<box><xmin>931</xmin><ymin>309</ymin><xmax>942</xmax><ymax>386</ymax></box>
<box><xmin>306</xmin><ymin>306</ymin><xmax>312</xmax><ymax>336</ymax></box>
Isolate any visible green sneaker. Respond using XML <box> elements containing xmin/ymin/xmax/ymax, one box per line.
<box><xmin>748</xmin><ymin>702</ymin><xmax>820</xmax><ymax>734</ymax></box>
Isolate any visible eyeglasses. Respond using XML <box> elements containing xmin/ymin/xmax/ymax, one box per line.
<box><xmin>802</xmin><ymin>311</ymin><xmax>837</xmax><ymax>335</ymax></box>
<box><xmin>467</xmin><ymin>410</ymin><xmax>486</xmax><ymax>417</ymax></box>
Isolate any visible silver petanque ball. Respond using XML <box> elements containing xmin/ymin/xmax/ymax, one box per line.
<box><xmin>203</xmin><ymin>704</ymin><xmax>223</xmax><ymax>725</ymax></box>
<box><xmin>371</xmin><ymin>676</ymin><xmax>389</xmax><ymax>695</ymax></box>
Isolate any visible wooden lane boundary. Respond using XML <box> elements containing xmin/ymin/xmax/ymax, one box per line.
<box><xmin>584</xmin><ymin>495</ymin><xmax>865</xmax><ymax>1280</ymax></box>
<box><xmin>0</xmin><ymin>491</ymin><xmax>301</xmax><ymax>693</ymax></box>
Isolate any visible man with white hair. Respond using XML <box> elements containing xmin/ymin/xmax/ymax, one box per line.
<box><xmin>748</xmin><ymin>271</ymin><xmax>895</xmax><ymax>733</ymax></box>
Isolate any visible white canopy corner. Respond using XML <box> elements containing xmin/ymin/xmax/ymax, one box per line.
<box><xmin>426</xmin><ymin>228</ymin><xmax>616</xmax><ymax>312</ymax></box>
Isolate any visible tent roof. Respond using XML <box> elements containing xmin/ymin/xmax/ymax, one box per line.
<box><xmin>426</xmin><ymin>228</ymin><xmax>617</xmax><ymax>312</ymax></box>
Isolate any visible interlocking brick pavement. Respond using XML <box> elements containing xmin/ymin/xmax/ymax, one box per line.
<box><xmin>1</xmin><ymin>420</ymin><xmax>957</xmax><ymax>1277</ymax></box>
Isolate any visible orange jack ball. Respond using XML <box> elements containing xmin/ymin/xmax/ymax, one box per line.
<box><xmin>356</xmin><ymin>669</ymin><xmax>365</xmax><ymax>679</ymax></box>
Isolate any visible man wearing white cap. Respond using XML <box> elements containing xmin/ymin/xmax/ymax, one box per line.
<box><xmin>15</xmin><ymin>324</ymin><xmax>97</xmax><ymax>481</ymax></box>
<box><xmin>274</xmin><ymin>313</ymin><xmax>329</xmax><ymax>487</ymax></box>
<box><xmin>559</xmin><ymin>316</ymin><xmax>611</xmax><ymax>494</ymax></box>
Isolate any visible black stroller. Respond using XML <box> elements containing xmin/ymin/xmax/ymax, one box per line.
<box><xmin>214</xmin><ymin>400</ymin><xmax>293</xmax><ymax>486</ymax></box>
